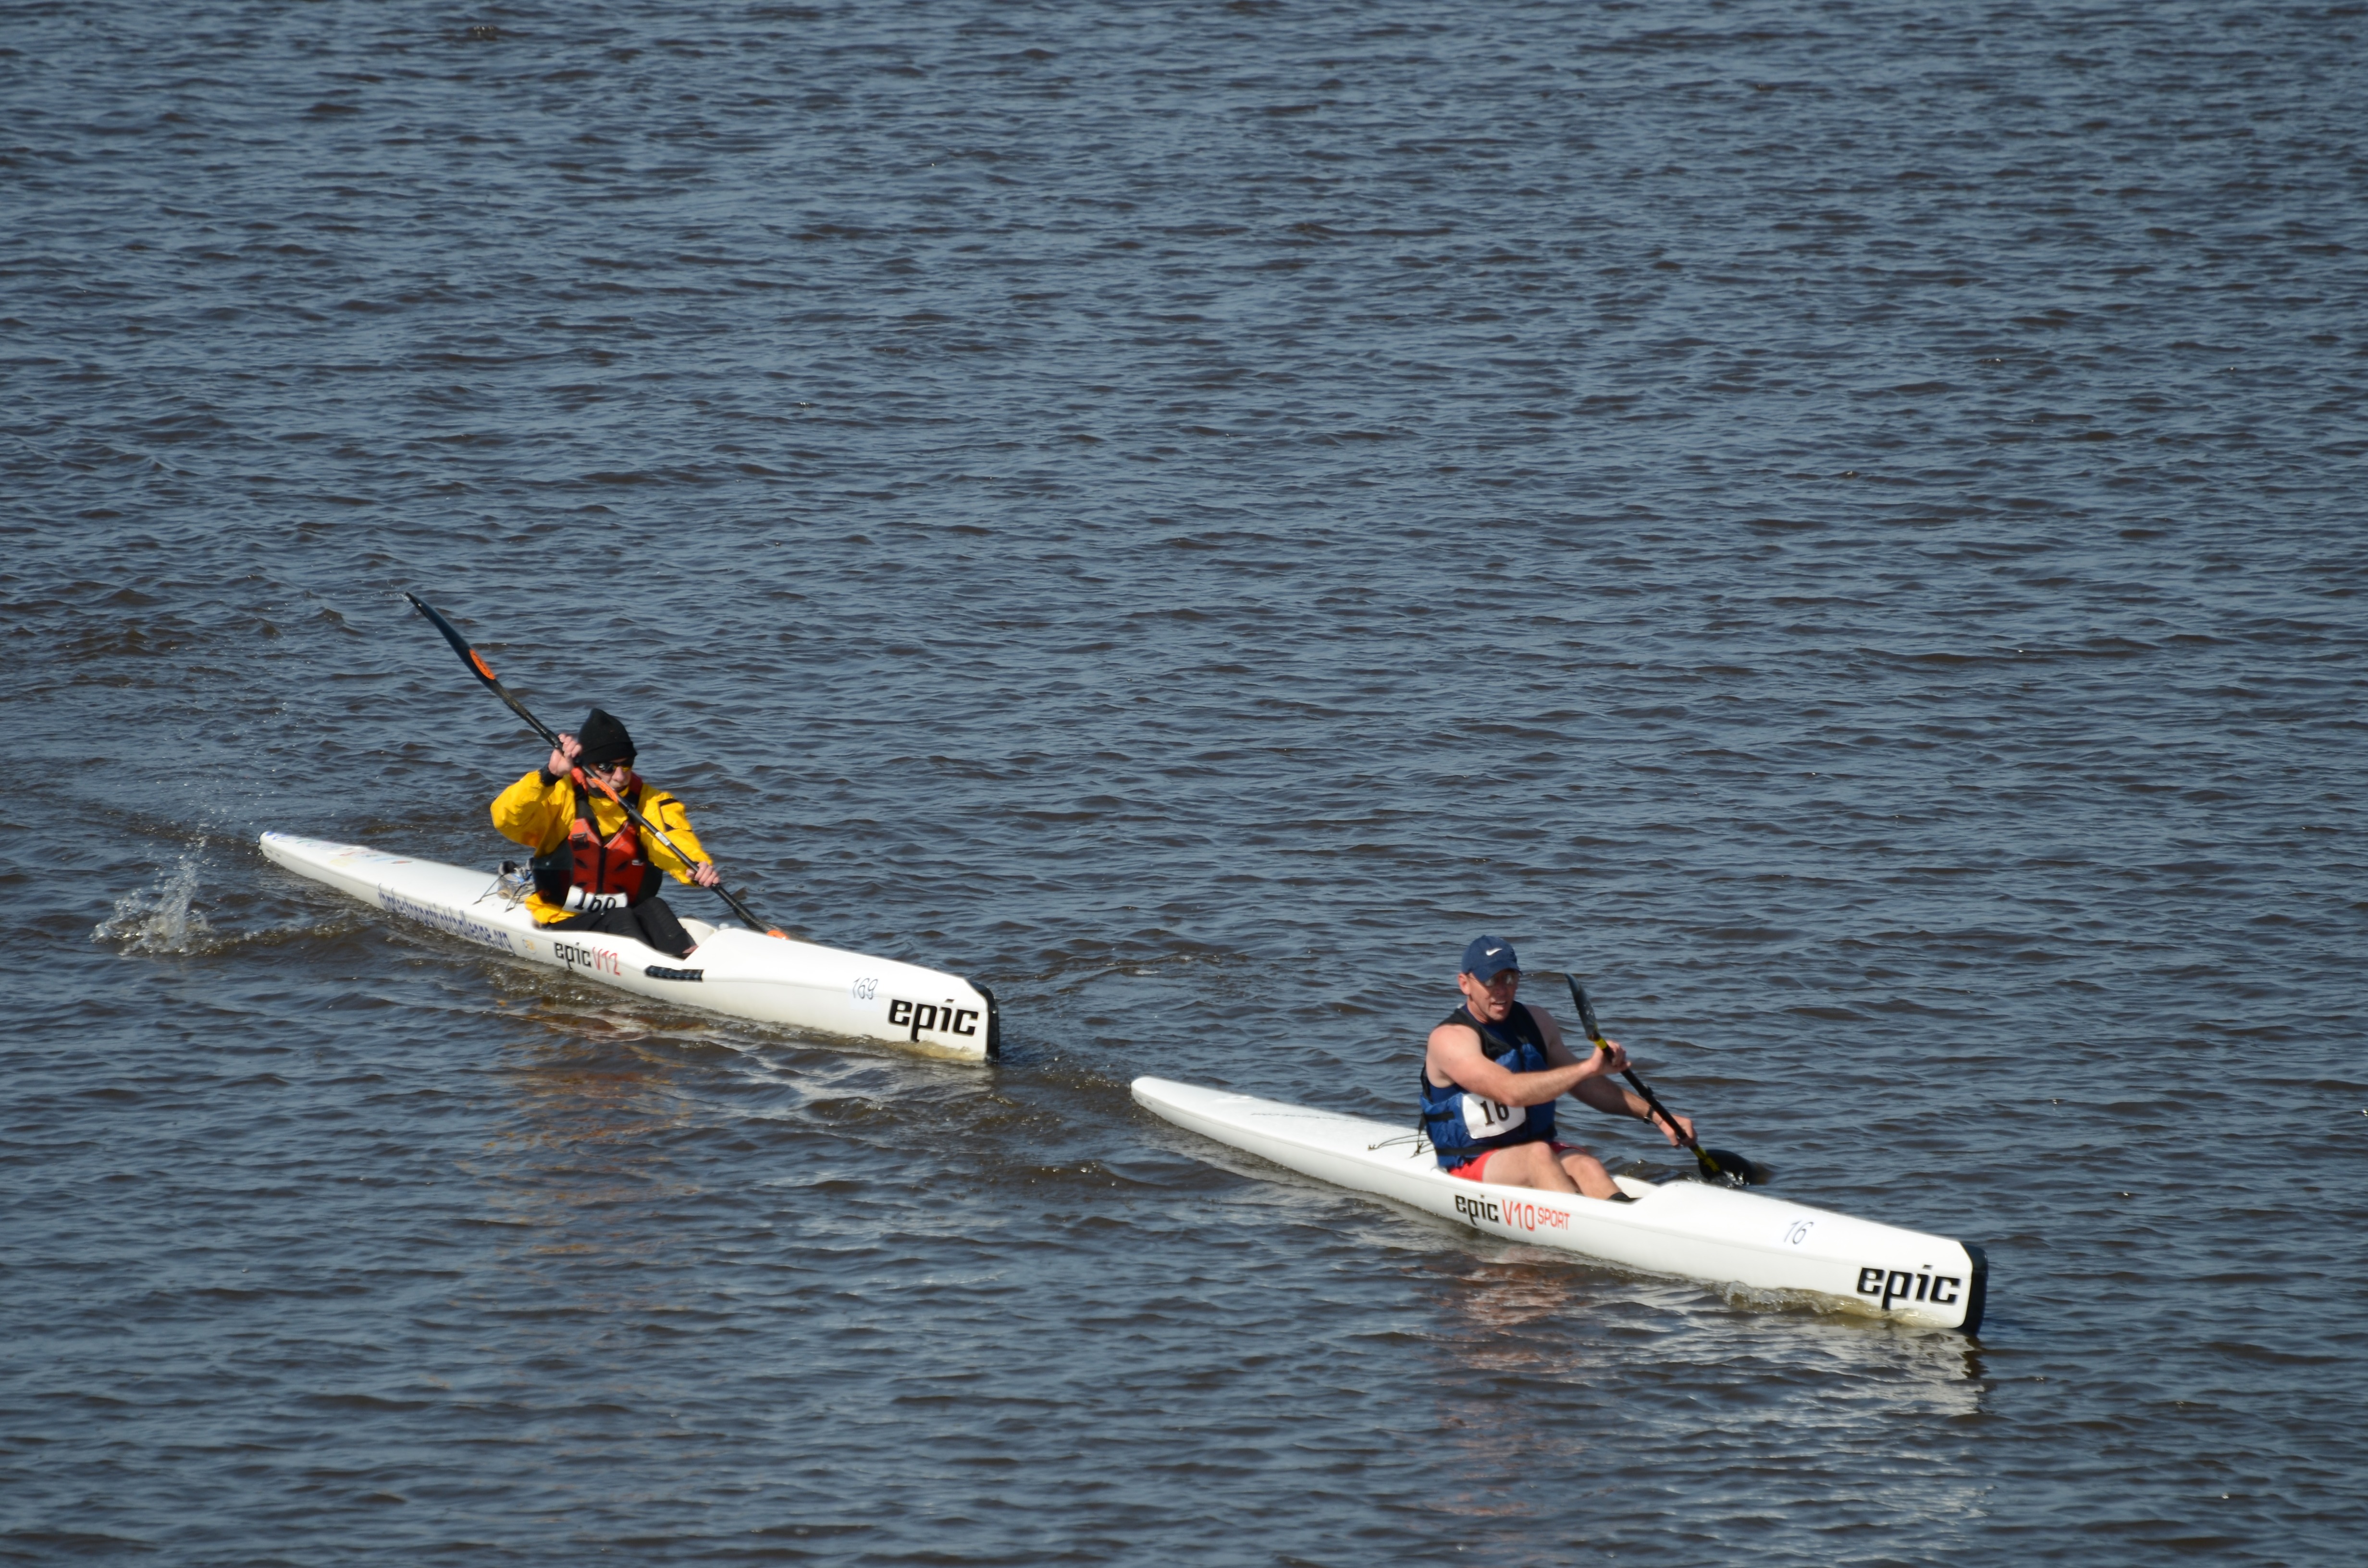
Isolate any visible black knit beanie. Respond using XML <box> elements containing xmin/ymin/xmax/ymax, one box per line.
<box><xmin>576</xmin><ymin>708</ymin><xmax>636</xmax><ymax>767</ymax></box>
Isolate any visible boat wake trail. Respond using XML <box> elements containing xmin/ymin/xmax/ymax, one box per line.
<box><xmin>93</xmin><ymin>849</ymin><xmax>212</xmax><ymax>955</ymax></box>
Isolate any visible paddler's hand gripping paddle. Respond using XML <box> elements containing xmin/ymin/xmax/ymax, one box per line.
<box><xmin>1560</xmin><ymin>974</ymin><xmax>1768</xmax><ymax>1188</ymax></box>
<box><xmin>405</xmin><ymin>591</ymin><xmax>789</xmax><ymax>939</ymax></box>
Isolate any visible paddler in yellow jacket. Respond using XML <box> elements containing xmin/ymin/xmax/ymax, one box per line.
<box><xmin>491</xmin><ymin>707</ymin><xmax>723</xmax><ymax>960</ymax></box>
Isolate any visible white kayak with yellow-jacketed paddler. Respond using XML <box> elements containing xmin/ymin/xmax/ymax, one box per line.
<box><xmin>261</xmin><ymin>832</ymin><xmax>998</xmax><ymax>1061</ymax></box>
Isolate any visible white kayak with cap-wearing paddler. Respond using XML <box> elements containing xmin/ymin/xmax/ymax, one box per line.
<box><xmin>1130</xmin><ymin>936</ymin><xmax>1987</xmax><ymax>1331</ymax></box>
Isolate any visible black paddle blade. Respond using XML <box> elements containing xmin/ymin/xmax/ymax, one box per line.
<box><xmin>406</xmin><ymin>592</ymin><xmax>484</xmax><ymax>673</ymax></box>
<box><xmin>1562</xmin><ymin>974</ymin><xmax>1604</xmax><ymax>1043</ymax></box>
<box><xmin>406</xmin><ymin>590</ymin><xmax>560</xmax><ymax>747</ymax></box>
<box><xmin>1703</xmin><ymin>1149</ymin><xmax>1771</xmax><ymax>1187</ymax></box>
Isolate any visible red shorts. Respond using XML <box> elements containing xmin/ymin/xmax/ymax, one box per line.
<box><xmin>1446</xmin><ymin>1141</ymin><xmax>1573</xmax><ymax>1182</ymax></box>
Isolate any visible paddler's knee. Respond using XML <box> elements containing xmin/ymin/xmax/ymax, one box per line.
<box><xmin>1559</xmin><ymin>1148</ymin><xmax>1622</xmax><ymax>1201</ymax></box>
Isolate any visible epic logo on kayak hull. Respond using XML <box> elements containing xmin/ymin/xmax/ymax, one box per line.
<box><xmin>1857</xmin><ymin>1264</ymin><xmax>1964</xmax><ymax>1310</ymax></box>
<box><xmin>886</xmin><ymin>997</ymin><xmax>982</xmax><ymax>1042</ymax></box>
<box><xmin>554</xmin><ymin>940</ymin><xmax>623</xmax><ymax>976</ymax></box>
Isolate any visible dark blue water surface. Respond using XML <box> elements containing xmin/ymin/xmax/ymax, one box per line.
<box><xmin>8</xmin><ymin>0</ymin><xmax>2366</xmax><ymax>1561</ymax></box>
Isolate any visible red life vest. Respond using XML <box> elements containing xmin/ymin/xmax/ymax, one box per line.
<box><xmin>530</xmin><ymin>773</ymin><xmax>659</xmax><ymax>912</ymax></box>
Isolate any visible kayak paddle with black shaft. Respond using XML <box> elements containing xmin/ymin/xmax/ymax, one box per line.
<box><xmin>1553</xmin><ymin>973</ymin><xmax>1770</xmax><ymax>1188</ymax></box>
<box><xmin>403</xmin><ymin>590</ymin><xmax>789</xmax><ymax>939</ymax></box>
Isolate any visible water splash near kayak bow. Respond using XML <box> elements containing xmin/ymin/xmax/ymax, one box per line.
<box><xmin>92</xmin><ymin>849</ymin><xmax>211</xmax><ymax>955</ymax></box>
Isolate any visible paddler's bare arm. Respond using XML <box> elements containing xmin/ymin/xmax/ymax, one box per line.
<box><xmin>1425</xmin><ymin>1018</ymin><xmax>1626</xmax><ymax>1107</ymax></box>
<box><xmin>1531</xmin><ymin>1006</ymin><xmax>1696</xmax><ymax>1147</ymax></box>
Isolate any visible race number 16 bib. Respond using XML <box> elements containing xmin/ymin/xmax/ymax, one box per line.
<box><xmin>1462</xmin><ymin>1094</ymin><xmax>1520</xmax><ymax>1139</ymax></box>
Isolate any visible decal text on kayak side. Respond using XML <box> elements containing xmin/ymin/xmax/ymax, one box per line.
<box><xmin>1856</xmin><ymin>1264</ymin><xmax>1962</xmax><ymax>1310</ymax></box>
<box><xmin>1454</xmin><ymin>1194</ymin><xmax>1500</xmax><ymax>1225</ymax></box>
<box><xmin>1453</xmin><ymin>1194</ymin><xmax>1569</xmax><ymax>1233</ymax></box>
<box><xmin>886</xmin><ymin>997</ymin><xmax>981</xmax><ymax>1041</ymax></box>
<box><xmin>555</xmin><ymin>939</ymin><xmax>623</xmax><ymax>977</ymax></box>
<box><xmin>380</xmin><ymin>888</ymin><xmax>514</xmax><ymax>953</ymax></box>
<box><xmin>1502</xmin><ymin>1198</ymin><xmax>1569</xmax><ymax>1234</ymax></box>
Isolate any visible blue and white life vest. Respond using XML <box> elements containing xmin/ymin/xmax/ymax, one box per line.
<box><xmin>1419</xmin><ymin>1002</ymin><xmax>1557</xmax><ymax>1169</ymax></box>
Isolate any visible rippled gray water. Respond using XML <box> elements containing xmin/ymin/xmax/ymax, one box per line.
<box><xmin>8</xmin><ymin>0</ymin><xmax>2367</xmax><ymax>1561</ymax></box>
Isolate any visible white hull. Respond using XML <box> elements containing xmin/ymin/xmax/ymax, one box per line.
<box><xmin>1132</xmin><ymin>1077</ymin><xmax>1986</xmax><ymax>1332</ymax></box>
<box><xmin>261</xmin><ymin>833</ymin><xmax>998</xmax><ymax>1062</ymax></box>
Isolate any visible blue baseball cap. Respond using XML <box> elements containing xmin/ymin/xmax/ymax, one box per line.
<box><xmin>1461</xmin><ymin>935</ymin><xmax>1519</xmax><ymax>981</ymax></box>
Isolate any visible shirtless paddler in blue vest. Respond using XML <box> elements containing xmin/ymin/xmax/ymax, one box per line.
<box><xmin>1421</xmin><ymin>936</ymin><xmax>1697</xmax><ymax>1200</ymax></box>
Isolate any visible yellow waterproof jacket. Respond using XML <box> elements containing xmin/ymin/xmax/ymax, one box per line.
<box><xmin>490</xmin><ymin>769</ymin><xmax>712</xmax><ymax>925</ymax></box>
